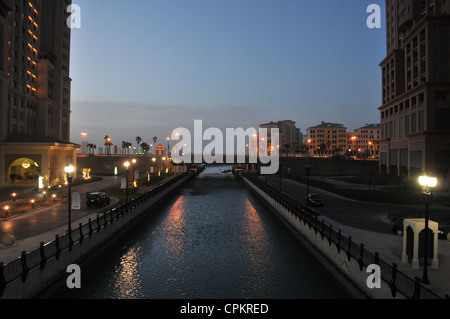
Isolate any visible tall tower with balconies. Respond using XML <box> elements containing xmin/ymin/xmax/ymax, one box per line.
<box><xmin>0</xmin><ymin>0</ymin><xmax>79</xmax><ymax>187</ymax></box>
<box><xmin>379</xmin><ymin>0</ymin><xmax>450</xmax><ymax>187</ymax></box>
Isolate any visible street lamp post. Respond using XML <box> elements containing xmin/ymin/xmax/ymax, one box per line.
<box><xmin>418</xmin><ymin>175</ymin><xmax>437</xmax><ymax>285</ymax></box>
<box><xmin>132</xmin><ymin>159</ymin><xmax>137</xmax><ymax>187</ymax></box>
<box><xmin>305</xmin><ymin>162</ymin><xmax>312</xmax><ymax>207</ymax></box>
<box><xmin>166</xmin><ymin>137</ymin><xmax>170</xmax><ymax>156</ymax></box>
<box><xmin>124</xmin><ymin>161</ymin><xmax>130</xmax><ymax>203</ymax></box>
<box><xmin>64</xmin><ymin>165</ymin><xmax>75</xmax><ymax>232</ymax></box>
<box><xmin>81</xmin><ymin>131</ymin><xmax>87</xmax><ymax>154</ymax></box>
<box><xmin>279</xmin><ymin>163</ymin><xmax>282</xmax><ymax>192</ymax></box>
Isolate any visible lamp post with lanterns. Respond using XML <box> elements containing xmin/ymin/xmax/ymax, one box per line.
<box><xmin>81</xmin><ymin>131</ymin><xmax>87</xmax><ymax>154</ymax></box>
<box><xmin>418</xmin><ymin>174</ymin><xmax>437</xmax><ymax>285</ymax></box>
<box><xmin>124</xmin><ymin>161</ymin><xmax>130</xmax><ymax>203</ymax></box>
<box><xmin>305</xmin><ymin>162</ymin><xmax>312</xmax><ymax>207</ymax></box>
<box><xmin>64</xmin><ymin>165</ymin><xmax>75</xmax><ymax>233</ymax></box>
<box><xmin>166</xmin><ymin>137</ymin><xmax>170</xmax><ymax>156</ymax></box>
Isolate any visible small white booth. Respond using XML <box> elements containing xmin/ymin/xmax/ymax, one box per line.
<box><xmin>401</xmin><ymin>219</ymin><xmax>439</xmax><ymax>270</ymax></box>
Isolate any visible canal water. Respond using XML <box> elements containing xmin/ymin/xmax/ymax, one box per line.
<box><xmin>53</xmin><ymin>166</ymin><xmax>352</xmax><ymax>299</ymax></box>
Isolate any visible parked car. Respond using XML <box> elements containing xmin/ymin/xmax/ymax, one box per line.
<box><xmin>392</xmin><ymin>217</ymin><xmax>448</xmax><ymax>239</ymax></box>
<box><xmin>306</xmin><ymin>193</ymin><xmax>324</xmax><ymax>207</ymax></box>
<box><xmin>86</xmin><ymin>192</ymin><xmax>110</xmax><ymax>208</ymax></box>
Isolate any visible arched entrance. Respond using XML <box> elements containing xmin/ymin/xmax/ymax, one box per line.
<box><xmin>8</xmin><ymin>158</ymin><xmax>41</xmax><ymax>186</ymax></box>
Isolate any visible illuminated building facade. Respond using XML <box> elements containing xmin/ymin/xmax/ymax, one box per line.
<box><xmin>0</xmin><ymin>0</ymin><xmax>80</xmax><ymax>187</ymax></box>
<box><xmin>379</xmin><ymin>0</ymin><xmax>450</xmax><ymax>186</ymax></box>
<box><xmin>306</xmin><ymin>122</ymin><xmax>349</xmax><ymax>157</ymax></box>
<box><xmin>259</xmin><ymin>120</ymin><xmax>303</xmax><ymax>156</ymax></box>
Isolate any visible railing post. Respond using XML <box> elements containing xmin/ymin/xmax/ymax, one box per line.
<box><xmin>103</xmin><ymin>212</ymin><xmax>108</xmax><ymax>229</ymax></box>
<box><xmin>328</xmin><ymin>225</ymin><xmax>333</xmax><ymax>246</ymax></box>
<box><xmin>320</xmin><ymin>219</ymin><xmax>325</xmax><ymax>239</ymax></box>
<box><xmin>0</xmin><ymin>262</ymin><xmax>7</xmax><ymax>298</ymax></box>
<box><xmin>79</xmin><ymin>223</ymin><xmax>84</xmax><ymax>245</ymax></box>
<box><xmin>68</xmin><ymin>228</ymin><xmax>74</xmax><ymax>251</ymax></box>
<box><xmin>412</xmin><ymin>277</ymin><xmax>422</xmax><ymax>299</ymax></box>
<box><xmin>346</xmin><ymin>236</ymin><xmax>352</xmax><ymax>261</ymax></box>
<box><xmin>39</xmin><ymin>242</ymin><xmax>47</xmax><ymax>270</ymax></box>
<box><xmin>97</xmin><ymin>214</ymin><xmax>101</xmax><ymax>232</ymax></box>
<box><xmin>337</xmin><ymin>230</ymin><xmax>341</xmax><ymax>253</ymax></box>
<box><xmin>20</xmin><ymin>251</ymin><xmax>29</xmax><ymax>282</ymax></box>
<box><xmin>358</xmin><ymin>243</ymin><xmax>365</xmax><ymax>271</ymax></box>
<box><xmin>88</xmin><ymin>218</ymin><xmax>93</xmax><ymax>238</ymax></box>
<box><xmin>55</xmin><ymin>234</ymin><xmax>61</xmax><ymax>260</ymax></box>
<box><xmin>389</xmin><ymin>263</ymin><xmax>398</xmax><ymax>298</ymax></box>
<box><xmin>314</xmin><ymin>215</ymin><xmax>318</xmax><ymax>234</ymax></box>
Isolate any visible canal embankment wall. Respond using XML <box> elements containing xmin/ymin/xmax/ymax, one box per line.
<box><xmin>239</xmin><ymin>172</ymin><xmax>443</xmax><ymax>300</ymax></box>
<box><xmin>0</xmin><ymin>170</ymin><xmax>199</xmax><ymax>299</ymax></box>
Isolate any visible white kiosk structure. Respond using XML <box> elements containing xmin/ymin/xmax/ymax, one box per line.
<box><xmin>401</xmin><ymin>219</ymin><xmax>439</xmax><ymax>270</ymax></box>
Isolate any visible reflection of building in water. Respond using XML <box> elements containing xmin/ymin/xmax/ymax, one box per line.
<box><xmin>0</xmin><ymin>0</ymin><xmax>80</xmax><ymax>187</ymax></box>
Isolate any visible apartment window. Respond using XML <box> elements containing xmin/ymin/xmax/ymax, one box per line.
<box><xmin>435</xmin><ymin>91</ymin><xmax>448</xmax><ymax>100</ymax></box>
<box><xmin>412</xmin><ymin>113</ymin><xmax>417</xmax><ymax>133</ymax></box>
<box><xmin>405</xmin><ymin>115</ymin><xmax>410</xmax><ymax>134</ymax></box>
<box><xmin>419</xmin><ymin>111</ymin><xmax>424</xmax><ymax>132</ymax></box>
<box><xmin>435</xmin><ymin>109</ymin><xmax>450</xmax><ymax>131</ymax></box>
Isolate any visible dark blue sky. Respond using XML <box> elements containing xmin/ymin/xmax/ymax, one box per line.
<box><xmin>70</xmin><ymin>0</ymin><xmax>386</xmax><ymax>149</ymax></box>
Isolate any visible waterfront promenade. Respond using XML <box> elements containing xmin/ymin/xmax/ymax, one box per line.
<box><xmin>1</xmin><ymin>171</ymin><xmax>449</xmax><ymax>299</ymax></box>
<box><xmin>262</xmin><ymin>174</ymin><xmax>450</xmax><ymax>299</ymax></box>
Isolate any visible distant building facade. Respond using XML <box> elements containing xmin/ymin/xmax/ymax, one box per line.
<box><xmin>378</xmin><ymin>0</ymin><xmax>450</xmax><ymax>186</ymax></box>
<box><xmin>0</xmin><ymin>0</ymin><xmax>80</xmax><ymax>187</ymax></box>
<box><xmin>259</xmin><ymin>120</ymin><xmax>303</xmax><ymax>156</ymax></box>
<box><xmin>306</xmin><ymin>121</ymin><xmax>348</xmax><ymax>157</ymax></box>
<box><xmin>352</xmin><ymin>124</ymin><xmax>381</xmax><ymax>159</ymax></box>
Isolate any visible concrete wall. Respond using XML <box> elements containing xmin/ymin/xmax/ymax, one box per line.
<box><xmin>0</xmin><ymin>172</ymin><xmax>194</xmax><ymax>299</ymax></box>
<box><xmin>275</xmin><ymin>157</ymin><xmax>379</xmax><ymax>177</ymax></box>
<box><xmin>240</xmin><ymin>173</ymin><xmax>406</xmax><ymax>299</ymax></box>
<box><xmin>76</xmin><ymin>155</ymin><xmax>179</xmax><ymax>177</ymax></box>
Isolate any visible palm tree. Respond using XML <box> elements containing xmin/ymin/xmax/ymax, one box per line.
<box><xmin>300</xmin><ymin>143</ymin><xmax>309</xmax><ymax>157</ymax></box>
<box><xmin>141</xmin><ymin>142</ymin><xmax>150</xmax><ymax>155</ymax></box>
<box><xmin>344</xmin><ymin>150</ymin><xmax>355</xmax><ymax>160</ymax></box>
<box><xmin>87</xmin><ymin>143</ymin><xmax>96</xmax><ymax>156</ymax></box>
<box><xmin>136</xmin><ymin>136</ymin><xmax>142</xmax><ymax>155</ymax></box>
<box><xmin>318</xmin><ymin>142</ymin><xmax>327</xmax><ymax>158</ymax></box>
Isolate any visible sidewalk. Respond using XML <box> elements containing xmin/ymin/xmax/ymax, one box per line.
<box><xmin>0</xmin><ymin>176</ymin><xmax>121</xmax><ymax>264</ymax></box>
<box><xmin>0</xmin><ymin>174</ymin><xmax>180</xmax><ymax>265</ymax></box>
<box><xmin>267</xmin><ymin>175</ymin><xmax>450</xmax><ymax>298</ymax></box>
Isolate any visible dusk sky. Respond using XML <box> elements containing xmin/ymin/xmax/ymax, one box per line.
<box><xmin>69</xmin><ymin>0</ymin><xmax>387</xmax><ymax>150</ymax></box>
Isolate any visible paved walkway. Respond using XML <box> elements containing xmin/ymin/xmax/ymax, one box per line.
<box><xmin>0</xmin><ymin>174</ymin><xmax>181</xmax><ymax>266</ymax></box>
<box><xmin>0</xmin><ymin>176</ymin><xmax>122</xmax><ymax>264</ymax></box>
<box><xmin>264</xmin><ymin>175</ymin><xmax>450</xmax><ymax>298</ymax></box>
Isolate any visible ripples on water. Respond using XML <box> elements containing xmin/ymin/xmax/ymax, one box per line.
<box><xmin>54</xmin><ymin>166</ymin><xmax>352</xmax><ymax>299</ymax></box>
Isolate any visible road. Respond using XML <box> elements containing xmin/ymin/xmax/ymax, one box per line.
<box><xmin>0</xmin><ymin>176</ymin><xmax>121</xmax><ymax>241</ymax></box>
<box><xmin>264</xmin><ymin>175</ymin><xmax>450</xmax><ymax>235</ymax></box>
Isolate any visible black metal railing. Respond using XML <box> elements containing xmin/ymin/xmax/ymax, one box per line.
<box><xmin>0</xmin><ymin>171</ymin><xmax>193</xmax><ymax>298</ymax></box>
<box><xmin>240</xmin><ymin>171</ymin><xmax>445</xmax><ymax>300</ymax></box>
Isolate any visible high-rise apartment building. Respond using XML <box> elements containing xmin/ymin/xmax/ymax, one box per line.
<box><xmin>0</xmin><ymin>0</ymin><xmax>79</xmax><ymax>187</ymax></box>
<box><xmin>379</xmin><ymin>0</ymin><xmax>450</xmax><ymax>186</ymax></box>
